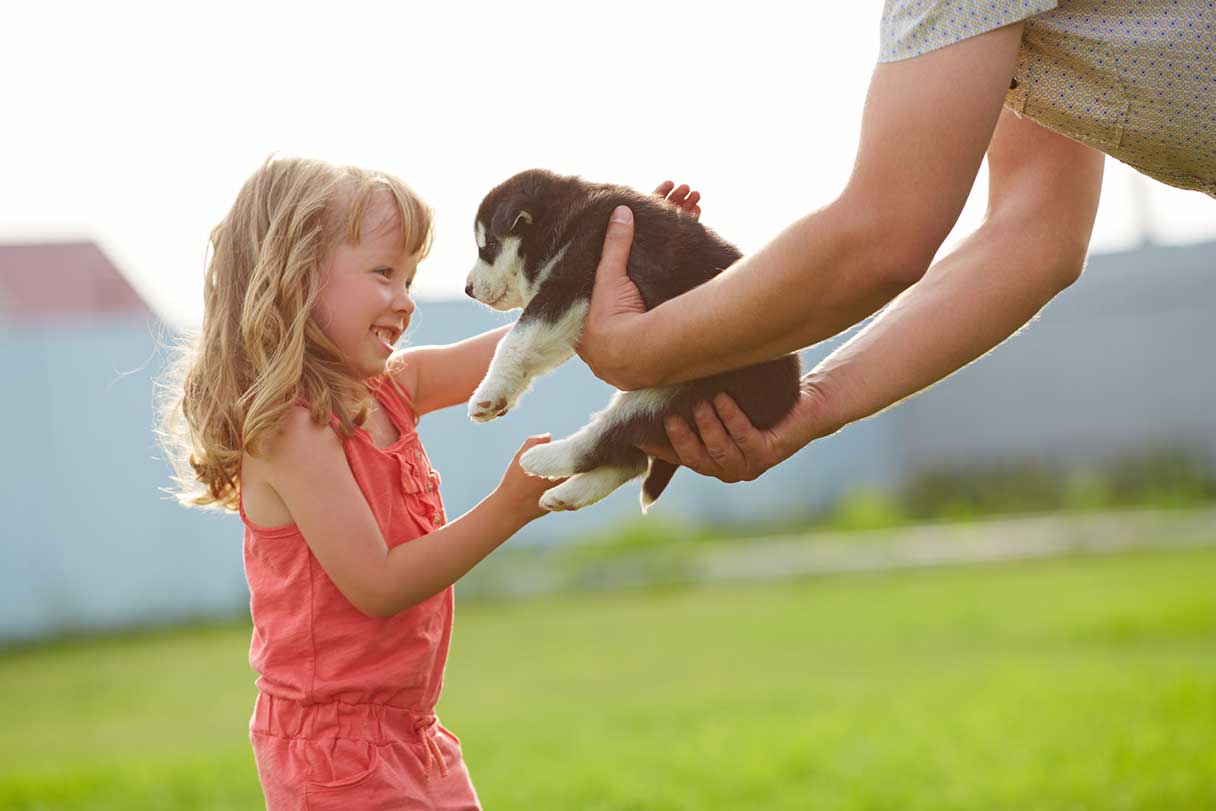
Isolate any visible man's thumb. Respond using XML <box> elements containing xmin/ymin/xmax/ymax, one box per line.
<box><xmin>598</xmin><ymin>206</ymin><xmax>634</xmax><ymax>282</ymax></box>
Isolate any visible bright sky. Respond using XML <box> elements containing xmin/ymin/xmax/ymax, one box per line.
<box><xmin>4</xmin><ymin>2</ymin><xmax>1213</xmax><ymax>330</ymax></box>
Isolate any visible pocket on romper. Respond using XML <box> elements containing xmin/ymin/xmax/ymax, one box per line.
<box><xmin>303</xmin><ymin>737</ymin><xmax>381</xmax><ymax>793</ymax></box>
<box><xmin>305</xmin><ymin>740</ymin><xmax>421</xmax><ymax>811</ymax></box>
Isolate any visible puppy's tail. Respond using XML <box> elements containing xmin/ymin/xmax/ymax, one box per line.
<box><xmin>640</xmin><ymin>457</ymin><xmax>679</xmax><ymax>513</ymax></box>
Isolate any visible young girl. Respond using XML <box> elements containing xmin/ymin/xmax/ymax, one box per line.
<box><xmin>157</xmin><ymin>156</ymin><xmax>700</xmax><ymax>810</ymax></box>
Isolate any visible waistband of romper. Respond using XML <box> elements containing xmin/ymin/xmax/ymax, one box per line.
<box><xmin>250</xmin><ymin>692</ymin><xmax>441</xmax><ymax>744</ymax></box>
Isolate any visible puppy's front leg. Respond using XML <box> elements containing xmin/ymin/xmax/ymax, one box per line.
<box><xmin>469</xmin><ymin>296</ymin><xmax>589</xmax><ymax>422</ymax></box>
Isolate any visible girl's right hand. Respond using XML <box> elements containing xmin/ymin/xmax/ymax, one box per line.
<box><xmin>654</xmin><ymin>180</ymin><xmax>702</xmax><ymax>220</ymax></box>
<box><xmin>495</xmin><ymin>435</ymin><xmax>566</xmax><ymax>522</ymax></box>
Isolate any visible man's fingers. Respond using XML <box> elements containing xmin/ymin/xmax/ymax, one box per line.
<box><xmin>693</xmin><ymin>401</ymin><xmax>745</xmax><ymax>471</ymax></box>
<box><xmin>598</xmin><ymin>206</ymin><xmax>635</xmax><ymax>279</ymax></box>
<box><xmin>664</xmin><ymin>415</ymin><xmax>717</xmax><ymax>472</ymax></box>
<box><xmin>714</xmin><ymin>393</ymin><xmax>777</xmax><ymax>472</ymax></box>
<box><xmin>586</xmin><ymin>206</ymin><xmax>640</xmax><ymax>322</ymax></box>
<box><xmin>711</xmin><ymin>394</ymin><xmax>757</xmax><ymax>445</ymax></box>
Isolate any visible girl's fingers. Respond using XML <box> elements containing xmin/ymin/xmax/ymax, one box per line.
<box><xmin>521</xmin><ymin>433</ymin><xmax>551</xmax><ymax>450</ymax></box>
<box><xmin>654</xmin><ymin>182</ymin><xmax>701</xmax><ymax>217</ymax></box>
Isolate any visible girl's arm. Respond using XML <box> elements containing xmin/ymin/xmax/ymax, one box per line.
<box><xmin>395</xmin><ymin>325</ymin><xmax>512</xmax><ymax>416</ymax></box>
<box><xmin>263</xmin><ymin>407</ymin><xmax>560</xmax><ymax>617</ymax></box>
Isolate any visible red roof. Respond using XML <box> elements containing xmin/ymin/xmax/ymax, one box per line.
<box><xmin>0</xmin><ymin>241</ymin><xmax>152</xmax><ymax>323</ymax></box>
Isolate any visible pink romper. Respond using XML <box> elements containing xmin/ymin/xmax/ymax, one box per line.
<box><xmin>240</xmin><ymin>375</ymin><xmax>481</xmax><ymax>810</ymax></box>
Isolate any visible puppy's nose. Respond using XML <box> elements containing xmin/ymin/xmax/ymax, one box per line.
<box><xmin>465</xmin><ymin>283</ymin><xmax>475</xmax><ymax>298</ymax></box>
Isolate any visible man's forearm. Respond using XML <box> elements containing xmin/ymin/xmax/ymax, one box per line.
<box><xmin>809</xmin><ymin>220</ymin><xmax>1083</xmax><ymax>434</ymax></box>
<box><xmin>637</xmin><ymin>201</ymin><xmax>916</xmax><ymax>387</ymax></box>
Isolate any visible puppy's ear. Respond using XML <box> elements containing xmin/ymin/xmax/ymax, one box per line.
<box><xmin>491</xmin><ymin>196</ymin><xmax>534</xmax><ymax>237</ymax></box>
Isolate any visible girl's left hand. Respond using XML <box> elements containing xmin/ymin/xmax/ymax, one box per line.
<box><xmin>654</xmin><ymin>181</ymin><xmax>701</xmax><ymax>220</ymax></box>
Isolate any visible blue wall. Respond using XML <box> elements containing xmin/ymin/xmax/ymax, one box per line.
<box><xmin>2</xmin><ymin>241</ymin><xmax>1213</xmax><ymax>644</ymax></box>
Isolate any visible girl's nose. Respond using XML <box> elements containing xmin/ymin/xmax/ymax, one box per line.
<box><xmin>394</xmin><ymin>286</ymin><xmax>416</xmax><ymax>315</ymax></box>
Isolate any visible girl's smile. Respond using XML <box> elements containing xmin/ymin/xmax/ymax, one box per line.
<box><xmin>314</xmin><ymin>194</ymin><xmax>419</xmax><ymax>380</ymax></box>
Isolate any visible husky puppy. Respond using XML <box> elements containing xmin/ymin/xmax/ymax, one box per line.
<box><xmin>466</xmin><ymin>169</ymin><xmax>799</xmax><ymax>513</ymax></box>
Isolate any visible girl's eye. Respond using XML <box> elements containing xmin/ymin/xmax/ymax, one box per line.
<box><xmin>374</xmin><ymin>267</ymin><xmax>393</xmax><ymax>277</ymax></box>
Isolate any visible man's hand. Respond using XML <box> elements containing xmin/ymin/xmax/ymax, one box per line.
<box><xmin>577</xmin><ymin>181</ymin><xmax>706</xmax><ymax>390</ymax></box>
<box><xmin>576</xmin><ymin>205</ymin><xmax>648</xmax><ymax>389</ymax></box>
<box><xmin>637</xmin><ymin>376</ymin><xmax>837</xmax><ymax>483</ymax></box>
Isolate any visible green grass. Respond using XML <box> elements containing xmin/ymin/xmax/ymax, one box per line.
<box><xmin>2</xmin><ymin>547</ymin><xmax>1215</xmax><ymax>810</ymax></box>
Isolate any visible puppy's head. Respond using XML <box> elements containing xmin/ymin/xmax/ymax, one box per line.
<box><xmin>466</xmin><ymin>169</ymin><xmax>568</xmax><ymax>310</ymax></box>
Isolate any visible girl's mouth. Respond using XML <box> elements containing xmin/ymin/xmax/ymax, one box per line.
<box><xmin>370</xmin><ymin>326</ymin><xmax>399</xmax><ymax>352</ymax></box>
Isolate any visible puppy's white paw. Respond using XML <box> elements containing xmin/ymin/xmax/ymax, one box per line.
<box><xmin>538</xmin><ymin>466</ymin><xmax>638</xmax><ymax>512</ymax></box>
<box><xmin>538</xmin><ymin>481</ymin><xmax>583</xmax><ymax>512</ymax></box>
<box><xmin>468</xmin><ymin>396</ymin><xmax>508</xmax><ymax>423</ymax></box>
<box><xmin>520</xmin><ymin>441</ymin><xmax>580</xmax><ymax>479</ymax></box>
<box><xmin>468</xmin><ymin>378</ymin><xmax>520</xmax><ymax>423</ymax></box>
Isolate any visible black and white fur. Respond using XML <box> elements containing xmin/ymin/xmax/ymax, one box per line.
<box><xmin>466</xmin><ymin>169</ymin><xmax>800</xmax><ymax>513</ymax></box>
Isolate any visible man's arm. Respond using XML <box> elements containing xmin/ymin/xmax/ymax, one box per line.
<box><xmin>646</xmin><ymin>109</ymin><xmax>1105</xmax><ymax>482</ymax></box>
<box><xmin>578</xmin><ymin>24</ymin><xmax>1026</xmax><ymax>391</ymax></box>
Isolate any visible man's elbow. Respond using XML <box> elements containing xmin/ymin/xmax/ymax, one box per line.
<box><xmin>1048</xmin><ymin>243</ymin><xmax>1089</xmax><ymax>292</ymax></box>
<box><xmin>828</xmin><ymin>208</ymin><xmax>939</xmax><ymax>299</ymax></box>
<box><xmin>1011</xmin><ymin>218</ymin><xmax>1093</xmax><ymax>294</ymax></box>
<box><xmin>868</xmin><ymin>237</ymin><xmax>939</xmax><ymax>299</ymax></box>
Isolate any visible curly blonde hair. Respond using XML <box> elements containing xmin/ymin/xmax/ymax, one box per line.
<box><xmin>156</xmin><ymin>155</ymin><xmax>432</xmax><ymax>511</ymax></box>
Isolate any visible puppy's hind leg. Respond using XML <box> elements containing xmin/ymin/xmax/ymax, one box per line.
<box><xmin>539</xmin><ymin>454</ymin><xmax>648</xmax><ymax>512</ymax></box>
<box><xmin>520</xmin><ymin>387</ymin><xmax>666</xmax><ymax>479</ymax></box>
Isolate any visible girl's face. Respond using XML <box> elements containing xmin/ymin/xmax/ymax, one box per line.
<box><xmin>313</xmin><ymin>196</ymin><xmax>418</xmax><ymax>381</ymax></box>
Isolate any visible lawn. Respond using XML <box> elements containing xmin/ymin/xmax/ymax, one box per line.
<box><xmin>2</xmin><ymin>546</ymin><xmax>1214</xmax><ymax>810</ymax></box>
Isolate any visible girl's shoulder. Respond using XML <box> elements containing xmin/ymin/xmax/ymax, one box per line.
<box><xmin>376</xmin><ymin>357</ymin><xmax>421</xmax><ymax>426</ymax></box>
<box><xmin>382</xmin><ymin>352</ymin><xmax>420</xmax><ymax>406</ymax></box>
<box><xmin>241</xmin><ymin>404</ymin><xmax>341</xmax><ymax>529</ymax></box>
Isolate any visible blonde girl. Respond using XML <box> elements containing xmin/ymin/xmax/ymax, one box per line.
<box><xmin>157</xmin><ymin>156</ymin><xmax>698</xmax><ymax>809</ymax></box>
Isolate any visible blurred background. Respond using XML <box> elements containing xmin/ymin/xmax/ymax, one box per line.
<box><xmin>2</xmin><ymin>2</ymin><xmax>1214</xmax><ymax>809</ymax></box>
